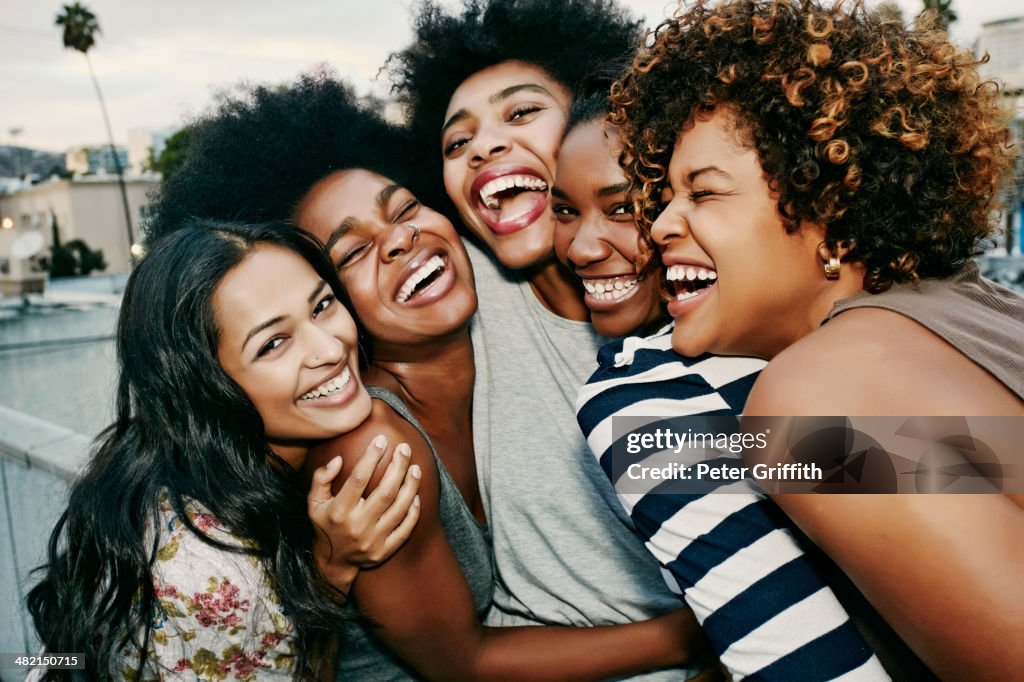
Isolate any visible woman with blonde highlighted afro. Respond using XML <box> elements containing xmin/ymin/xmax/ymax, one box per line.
<box><xmin>613</xmin><ymin>0</ymin><xmax>1024</xmax><ymax>678</ymax></box>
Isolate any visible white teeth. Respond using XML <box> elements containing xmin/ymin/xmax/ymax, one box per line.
<box><xmin>479</xmin><ymin>174</ymin><xmax>548</xmax><ymax>210</ymax></box>
<box><xmin>582</xmin><ymin>276</ymin><xmax>639</xmax><ymax>302</ymax></box>
<box><xmin>666</xmin><ymin>264</ymin><xmax>716</xmax><ymax>282</ymax></box>
<box><xmin>300</xmin><ymin>365</ymin><xmax>351</xmax><ymax>402</ymax></box>
<box><xmin>397</xmin><ymin>255</ymin><xmax>445</xmax><ymax>303</ymax></box>
<box><xmin>676</xmin><ymin>290</ymin><xmax>701</xmax><ymax>301</ymax></box>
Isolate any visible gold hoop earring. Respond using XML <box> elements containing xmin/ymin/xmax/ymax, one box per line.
<box><xmin>407</xmin><ymin>223</ymin><xmax>420</xmax><ymax>242</ymax></box>
<box><xmin>823</xmin><ymin>245</ymin><xmax>841</xmax><ymax>280</ymax></box>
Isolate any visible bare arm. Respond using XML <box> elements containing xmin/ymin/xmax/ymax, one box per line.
<box><xmin>744</xmin><ymin>325</ymin><xmax>1024</xmax><ymax>679</ymax></box>
<box><xmin>306</xmin><ymin>434</ymin><xmax>421</xmax><ymax>596</ymax></box>
<box><xmin>327</xmin><ymin>399</ymin><xmax>703</xmax><ymax>682</ymax></box>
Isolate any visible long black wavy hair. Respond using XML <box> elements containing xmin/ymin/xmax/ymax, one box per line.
<box><xmin>145</xmin><ymin>70</ymin><xmax>416</xmax><ymax>240</ymax></box>
<box><xmin>27</xmin><ymin>220</ymin><xmax>353</xmax><ymax>680</ymax></box>
<box><xmin>384</xmin><ymin>0</ymin><xmax>644</xmax><ymax>215</ymax></box>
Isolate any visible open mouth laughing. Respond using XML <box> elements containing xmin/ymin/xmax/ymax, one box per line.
<box><xmin>665</xmin><ymin>263</ymin><xmax>717</xmax><ymax>315</ymax></box>
<box><xmin>393</xmin><ymin>247</ymin><xmax>456</xmax><ymax>307</ymax></box>
<box><xmin>470</xmin><ymin>166</ymin><xmax>550</xmax><ymax>236</ymax></box>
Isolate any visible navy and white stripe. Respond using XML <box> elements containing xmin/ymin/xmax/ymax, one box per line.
<box><xmin>576</xmin><ymin>324</ymin><xmax>887</xmax><ymax>681</ymax></box>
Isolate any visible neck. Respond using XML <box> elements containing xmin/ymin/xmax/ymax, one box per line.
<box><xmin>524</xmin><ymin>257</ymin><xmax>589</xmax><ymax>321</ymax></box>
<box><xmin>766</xmin><ymin>266</ymin><xmax>866</xmax><ymax>360</ymax></box>
<box><xmin>364</xmin><ymin>327</ymin><xmax>475</xmax><ymax>421</ymax></box>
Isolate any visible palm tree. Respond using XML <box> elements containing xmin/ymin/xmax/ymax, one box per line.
<box><xmin>919</xmin><ymin>0</ymin><xmax>958</xmax><ymax>32</ymax></box>
<box><xmin>56</xmin><ymin>2</ymin><xmax>136</xmax><ymax>265</ymax></box>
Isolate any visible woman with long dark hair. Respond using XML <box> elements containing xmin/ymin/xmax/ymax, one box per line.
<box><xmin>27</xmin><ymin>221</ymin><xmax>421</xmax><ymax>680</ymax></box>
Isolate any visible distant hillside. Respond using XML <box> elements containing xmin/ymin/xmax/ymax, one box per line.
<box><xmin>0</xmin><ymin>146</ymin><xmax>66</xmax><ymax>179</ymax></box>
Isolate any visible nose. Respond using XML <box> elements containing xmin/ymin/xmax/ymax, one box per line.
<box><xmin>379</xmin><ymin>222</ymin><xmax>419</xmax><ymax>263</ymax></box>
<box><xmin>650</xmin><ymin>200</ymin><xmax>689</xmax><ymax>247</ymax></box>
<box><xmin>566</xmin><ymin>215</ymin><xmax>612</xmax><ymax>270</ymax></box>
<box><xmin>468</xmin><ymin>124</ymin><xmax>511</xmax><ymax>167</ymax></box>
<box><xmin>305</xmin><ymin>323</ymin><xmax>346</xmax><ymax>368</ymax></box>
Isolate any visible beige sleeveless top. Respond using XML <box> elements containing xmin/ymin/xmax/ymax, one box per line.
<box><xmin>823</xmin><ymin>262</ymin><xmax>1024</xmax><ymax>400</ymax></box>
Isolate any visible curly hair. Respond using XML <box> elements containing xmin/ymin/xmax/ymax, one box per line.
<box><xmin>612</xmin><ymin>0</ymin><xmax>1015</xmax><ymax>292</ymax></box>
<box><xmin>384</xmin><ymin>0</ymin><xmax>643</xmax><ymax>213</ymax></box>
<box><xmin>145</xmin><ymin>70</ymin><xmax>415</xmax><ymax>240</ymax></box>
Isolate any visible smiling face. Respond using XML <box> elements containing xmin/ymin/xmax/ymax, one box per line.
<box><xmin>441</xmin><ymin>60</ymin><xmax>571</xmax><ymax>270</ymax></box>
<box><xmin>552</xmin><ymin>119</ymin><xmax>663</xmax><ymax>337</ymax></box>
<box><xmin>651</xmin><ymin>108</ymin><xmax>831</xmax><ymax>359</ymax></box>
<box><xmin>295</xmin><ymin>169</ymin><xmax>477</xmax><ymax>349</ymax></box>
<box><xmin>215</xmin><ymin>244</ymin><xmax>371</xmax><ymax>466</ymax></box>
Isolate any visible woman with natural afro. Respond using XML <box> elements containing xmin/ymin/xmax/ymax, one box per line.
<box><xmin>613</xmin><ymin>0</ymin><xmax>1024</xmax><ymax>677</ymax></box>
<box><xmin>385</xmin><ymin>5</ymin><xmax>706</xmax><ymax>678</ymax></box>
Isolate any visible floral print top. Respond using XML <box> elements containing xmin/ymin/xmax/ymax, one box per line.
<box><xmin>112</xmin><ymin>494</ymin><xmax>298</xmax><ymax>680</ymax></box>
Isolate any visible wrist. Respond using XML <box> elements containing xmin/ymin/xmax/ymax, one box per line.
<box><xmin>319</xmin><ymin>561</ymin><xmax>359</xmax><ymax>596</ymax></box>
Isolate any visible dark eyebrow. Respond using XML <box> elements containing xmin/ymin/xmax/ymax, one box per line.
<box><xmin>490</xmin><ymin>83</ymin><xmax>554</xmax><ymax>104</ymax></box>
<box><xmin>241</xmin><ymin>280</ymin><xmax>328</xmax><ymax>353</ymax></box>
<box><xmin>243</xmin><ymin>315</ymin><xmax>285</xmax><ymax>352</ymax></box>
<box><xmin>688</xmin><ymin>166</ymin><xmax>732</xmax><ymax>183</ymax></box>
<box><xmin>598</xmin><ymin>182</ymin><xmax>630</xmax><ymax>197</ymax></box>
<box><xmin>441</xmin><ymin>109</ymin><xmax>469</xmax><ymax>136</ymax></box>
<box><xmin>441</xmin><ymin>83</ymin><xmax>555</xmax><ymax>135</ymax></box>
<box><xmin>325</xmin><ymin>217</ymin><xmax>358</xmax><ymax>252</ymax></box>
<box><xmin>308</xmin><ymin>280</ymin><xmax>327</xmax><ymax>304</ymax></box>
<box><xmin>376</xmin><ymin>183</ymin><xmax>402</xmax><ymax>209</ymax></box>
<box><xmin>550</xmin><ymin>186</ymin><xmax>568</xmax><ymax>200</ymax></box>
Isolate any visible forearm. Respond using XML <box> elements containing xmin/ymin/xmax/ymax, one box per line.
<box><xmin>462</xmin><ymin>614</ymin><xmax>695</xmax><ymax>682</ymax></box>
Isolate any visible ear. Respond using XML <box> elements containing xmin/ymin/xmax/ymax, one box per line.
<box><xmin>815</xmin><ymin>236</ymin><xmax>853</xmax><ymax>262</ymax></box>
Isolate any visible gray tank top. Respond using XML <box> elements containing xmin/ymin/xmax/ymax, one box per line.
<box><xmin>823</xmin><ymin>261</ymin><xmax>1024</xmax><ymax>399</ymax></box>
<box><xmin>335</xmin><ymin>386</ymin><xmax>493</xmax><ymax>681</ymax></box>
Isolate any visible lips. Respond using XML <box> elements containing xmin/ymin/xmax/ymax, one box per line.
<box><xmin>664</xmin><ymin>261</ymin><xmax>717</xmax><ymax>317</ymax></box>
<box><xmin>297</xmin><ymin>362</ymin><xmax>357</xmax><ymax>405</ymax></box>
<box><xmin>392</xmin><ymin>246</ymin><xmax>456</xmax><ymax>307</ymax></box>
<box><xmin>580</xmin><ymin>274</ymin><xmax>642</xmax><ymax>311</ymax></box>
<box><xmin>469</xmin><ymin>166</ymin><xmax>550</xmax><ymax>236</ymax></box>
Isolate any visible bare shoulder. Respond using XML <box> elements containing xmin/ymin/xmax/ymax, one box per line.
<box><xmin>306</xmin><ymin>396</ymin><xmax>435</xmax><ymax>494</ymax></box>
<box><xmin>748</xmin><ymin>307</ymin><xmax>1023</xmax><ymax>416</ymax></box>
<box><xmin>745</xmin><ymin>309</ymin><xmax>895</xmax><ymax>416</ymax></box>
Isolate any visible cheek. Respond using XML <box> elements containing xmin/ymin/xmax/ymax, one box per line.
<box><xmin>552</xmin><ymin>222</ymin><xmax>574</xmax><ymax>266</ymax></box>
<box><xmin>443</xmin><ymin>164</ymin><xmax>466</xmax><ymax>206</ymax></box>
<box><xmin>536</xmin><ymin>126</ymin><xmax>564</xmax><ymax>166</ymax></box>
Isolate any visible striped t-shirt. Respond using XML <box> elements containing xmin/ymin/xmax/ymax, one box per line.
<box><xmin>576</xmin><ymin>324</ymin><xmax>888</xmax><ymax>681</ymax></box>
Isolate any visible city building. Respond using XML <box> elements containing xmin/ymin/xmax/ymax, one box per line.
<box><xmin>65</xmin><ymin>145</ymin><xmax>130</xmax><ymax>175</ymax></box>
<box><xmin>978</xmin><ymin>16</ymin><xmax>1024</xmax><ymax>92</ymax></box>
<box><xmin>128</xmin><ymin>127</ymin><xmax>172</xmax><ymax>174</ymax></box>
<box><xmin>0</xmin><ymin>174</ymin><xmax>160</xmax><ymax>283</ymax></box>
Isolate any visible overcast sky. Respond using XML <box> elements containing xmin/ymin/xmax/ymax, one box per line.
<box><xmin>1</xmin><ymin>0</ymin><xmax>1016</xmax><ymax>152</ymax></box>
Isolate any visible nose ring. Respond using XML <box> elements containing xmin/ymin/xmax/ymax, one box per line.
<box><xmin>406</xmin><ymin>223</ymin><xmax>420</xmax><ymax>242</ymax></box>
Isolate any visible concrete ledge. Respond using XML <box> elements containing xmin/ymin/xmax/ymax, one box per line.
<box><xmin>0</xmin><ymin>405</ymin><xmax>91</xmax><ymax>480</ymax></box>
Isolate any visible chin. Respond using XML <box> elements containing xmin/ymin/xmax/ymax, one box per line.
<box><xmin>592</xmin><ymin>314</ymin><xmax>639</xmax><ymax>339</ymax></box>
<box><xmin>670</xmin><ymin>325</ymin><xmax>710</xmax><ymax>359</ymax></box>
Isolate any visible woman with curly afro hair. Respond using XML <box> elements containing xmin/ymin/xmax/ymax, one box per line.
<box><xmin>386</xmin><ymin>6</ymin><xmax>707</xmax><ymax>677</ymax></box>
<box><xmin>614</xmin><ymin>0</ymin><xmax>1024</xmax><ymax>678</ymax></box>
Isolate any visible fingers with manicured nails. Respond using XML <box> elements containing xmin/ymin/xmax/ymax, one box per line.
<box><xmin>308</xmin><ymin>455</ymin><xmax>343</xmax><ymax>508</ymax></box>
<box><xmin>335</xmin><ymin>434</ymin><xmax>389</xmax><ymax>507</ymax></box>
<box><xmin>380</xmin><ymin>492</ymin><xmax>421</xmax><ymax>559</ymax></box>
<box><xmin>370</xmin><ymin>456</ymin><xmax>422</xmax><ymax>560</ymax></box>
<box><xmin>363</xmin><ymin>442</ymin><xmax>415</xmax><ymax>518</ymax></box>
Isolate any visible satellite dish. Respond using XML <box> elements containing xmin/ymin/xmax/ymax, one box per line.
<box><xmin>11</xmin><ymin>230</ymin><xmax>45</xmax><ymax>260</ymax></box>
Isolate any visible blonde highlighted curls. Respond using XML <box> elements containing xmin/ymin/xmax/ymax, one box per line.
<box><xmin>612</xmin><ymin>0</ymin><xmax>1014</xmax><ymax>292</ymax></box>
